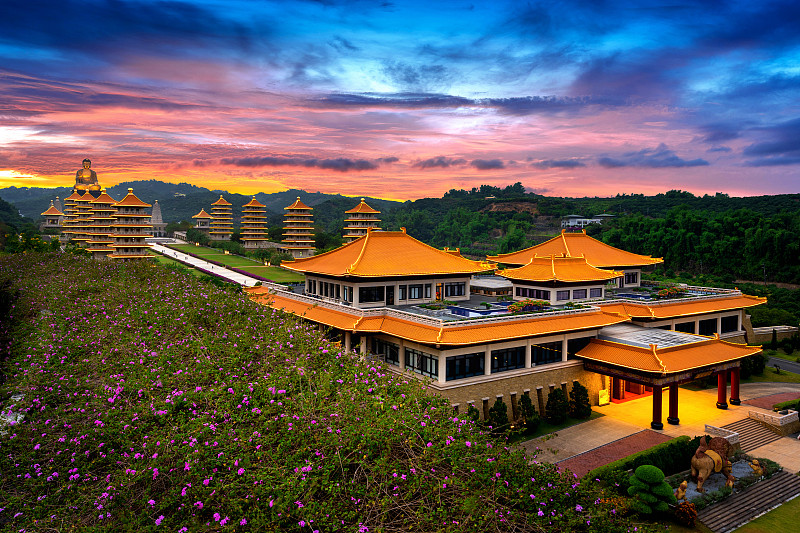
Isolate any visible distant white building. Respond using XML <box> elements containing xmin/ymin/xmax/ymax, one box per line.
<box><xmin>561</xmin><ymin>213</ymin><xmax>614</xmax><ymax>228</ymax></box>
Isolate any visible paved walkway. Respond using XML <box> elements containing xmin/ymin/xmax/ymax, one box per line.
<box><xmin>522</xmin><ymin>382</ymin><xmax>800</xmax><ymax>474</ymax></box>
<box><xmin>151</xmin><ymin>243</ymin><xmax>263</xmax><ymax>287</ymax></box>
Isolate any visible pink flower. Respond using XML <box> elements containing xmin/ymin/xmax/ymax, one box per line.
<box><xmin>155</xmin><ymin>515</ymin><xmax>164</xmax><ymax>526</ymax></box>
<box><xmin>237</xmin><ymin>468</ymin><xmax>245</xmax><ymax>475</ymax></box>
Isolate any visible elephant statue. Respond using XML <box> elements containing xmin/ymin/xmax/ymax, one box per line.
<box><xmin>690</xmin><ymin>436</ymin><xmax>732</xmax><ymax>492</ymax></box>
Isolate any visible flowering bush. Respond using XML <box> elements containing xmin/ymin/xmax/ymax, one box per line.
<box><xmin>0</xmin><ymin>253</ymin><xmax>652</xmax><ymax>532</ymax></box>
<box><xmin>508</xmin><ymin>299</ymin><xmax>549</xmax><ymax>313</ymax></box>
<box><xmin>655</xmin><ymin>286</ymin><xmax>687</xmax><ymax>299</ymax></box>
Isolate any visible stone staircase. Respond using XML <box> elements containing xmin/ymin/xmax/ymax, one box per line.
<box><xmin>697</xmin><ymin>470</ymin><xmax>800</xmax><ymax>533</ymax></box>
<box><xmin>721</xmin><ymin>417</ymin><xmax>782</xmax><ymax>453</ymax></box>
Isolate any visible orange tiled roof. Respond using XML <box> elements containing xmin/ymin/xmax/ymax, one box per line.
<box><xmin>90</xmin><ymin>191</ymin><xmax>118</xmax><ymax>204</ymax></box>
<box><xmin>499</xmin><ymin>254</ymin><xmax>622</xmax><ymax>283</ymax></box>
<box><xmin>192</xmin><ymin>209</ymin><xmax>213</xmax><ymax>219</ymax></box>
<box><xmin>254</xmin><ymin>291</ymin><xmax>629</xmax><ymax>345</ymax></box>
<box><xmin>41</xmin><ymin>202</ymin><xmax>64</xmax><ymax>216</ymax></box>
<box><xmin>488</xmin><ymin>230</ymin><xmax>663</xmax><ymax>268</ymax></box>
<box><xmin>345</xmin><ymin>198</ymin><xmax>380</xmax><ymax>214</ymax></box>
<box><xmin>78</xmin><ymin>191</ymin><xmax>95</xmax><ymax>201</ymax></box>
<box><xmin>281</xmin><ymin>230</ymin><xmax>494</xmax><ymax>277</ymax></box>
<box><xmin>598</xmin><ymin>294</ymin><xmax>766</xmax><ymax>319</ymax></box>
<box><xmin>211</xmin><ymin>195</ymin><xmax>232</xmax><ymax>206</ymax></box>
<box><xmin>243</xmin><ymin>196</ymin><xmax>266</xmax><ymax>208</ymax></box>
<box><xmin>114</xmin><ymin>188</ymin><xmax>151</xmax><ymax>208</ymax></box>
<box><xmin>285</xmin><ymin>197</ymin><xmax>313</xmax><ymax>210</ymax></box>
<box><xmin>64</xmin><ymin>190</ymin><xmax>83</xmax><ymax>201</ymax></box>
<box><xmin>577</xmin><ymin>338</ymin><xmax>761</xmax><ymax>374</ymax></box>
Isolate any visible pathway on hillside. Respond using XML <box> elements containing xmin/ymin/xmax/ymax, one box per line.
<box><xmin>151</xmin><ymin>243</ymin><xmax>263</xmax><ymax>287</ymax></box>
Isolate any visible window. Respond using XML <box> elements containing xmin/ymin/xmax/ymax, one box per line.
<box><xmin>372</xmin><ymin>339</ymin><xmax>400</xmax><ymax>366</ymax></box>
<box><xmin>572</xmin><ymin>289</ymin><xmax>587</xmax><ymax>300</ymax></box>
<box><xmin>699</xmin><ymin>318</ymin><xmax>717</xmax><ymax>336</ymax></box>
<box><xmin>342</xmin><ymin>286</ymin><xmax>353</xmax><ymax>302</ymax></box>
<box><xmin>425</xmin><ymin>284</ymin><xmax>432</xmax><ymax>298</ymax></box>
<box><xmin>335</xmin><ymin>284</ymin><xmax>341</xmax><ymax>300</ymax></box>
<box><xmin>556</xmin><ymin>290</ymin><xmax>570</xmax><ymax>301</ymax></box>
<box><xmin>491</xmin><ymin>346</ymin><xmax>526</xmax><ymax>373</ymax></box>
<box><xmin>405</xmin><ymin>348</ymin><xmax>438</xmax><ymax>378</ymax></box>
<box><xmin>675</xmin><ymin>321</ymin><xmax>695</xmax><ymax>334</ymax></box>
<box><xmin>516</xmin><ymin>287</ymin><xmax>526</xmax><ymax>297</ymax></box>
<box><xmin>567</xmin><ymin>337</ymin><xmax>592</xmax><ymax>360</ymax></box>
<box><xmin>446</xmin><ymin>352</ymin><xmax>485</xmax><ymax>381</ymax></box>
<box><xmin>534</xmin><ymin>289</ymin><xmax>551</xmax><ymax>300</ymax></box>
<box><xmin>721</xmin><ymin>315</ymin><xmax>739</xmax><ymax>334</ymax></box>
<box><xmin>398</xmin><ymin>285</ymin><xmax>407</xmax><ymax>301</ymax></box>
<box><xmin>590</xmin><ymin>288</ymin><xmax>603</xmax><ymax>298</ymax></box>
<box><xmin>444</xmin><ymin>282</ymin><xmax>466</xmax><ymax>297</ymax></box>
<box><xmin>408</xmin><ymin>284</ymin><xmax>422</xmax><ymax>299</ymax></box>
<box><xmin>624</xmin><ymin>272</ymin><xmax>638</xmax><ymax>285</ymax></box>
<box><xmin>532</xmin><ymin>341</ymin><xmax>562</xmax><ymax>365</ymax></box>
<box><xmin>359</xmin><ymin>286</ymin><xmax>385</xmax><ymax>303</ymax></box>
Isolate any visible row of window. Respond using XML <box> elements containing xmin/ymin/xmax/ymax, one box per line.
<box><xmin>674</xmin><ymin>315</ymin><xmax>739</xmax><ymax>335</ymax></box>
<box><xmin>306</xmin><ymin>280</ymin><xmax>468</xmax><ymax>304</ymax></box>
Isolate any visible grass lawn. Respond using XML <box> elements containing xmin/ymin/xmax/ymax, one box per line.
<box><xmin>152</xmin><ymin>254</ymin><xmax>205</xmax><ymax>277</ymax></box>
<box><xmin>763</xmin><ymin>348</ymin><xmax>800</xmax><ymax>364</ymax></box>
<box><xmin>166</xmin><ymin>244</ymin><xmax>305</xmax><ymax>283</ymax></box>
<box><xmin>735</xmin><ymin>493</ymin><xmax>800</xmax><ymax>533</ymax></box>
<box><xmin>512</xmin><ymin>411</ymin><xmax>604</xmax><ymax>444</ymax></box>
<box><xmin>237</xmin><ymin>265</ymin><xmax>304</xmax><ymax>283</ymax></box>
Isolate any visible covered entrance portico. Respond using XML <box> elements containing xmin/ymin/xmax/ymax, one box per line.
<box><xmin>577</xmin><ymin>324</ymin><xmax>759</xmax><ymax>430</ymax></box>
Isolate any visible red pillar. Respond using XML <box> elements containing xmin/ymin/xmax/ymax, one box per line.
<box><xmin>730</xmin><ymin>367</ymin><xmax>741</xmax><ymax>405</ymax></box>
<box><xmin>667</xmin><ymin>383</ymin><xmax>679</xmax><ymax>425</ymax></box>
<box><xmin>651</xmin><ymin>385</ymin><xmax>663</xmax><ymax>430</ymax></box>
<box><xmin>716</xmin><ymin>371</ymin><xmax>728</xmax><ymax>410</ymax></box>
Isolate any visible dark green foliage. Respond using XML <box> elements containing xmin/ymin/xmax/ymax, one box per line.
<box><xmin>781</xmin><ymin>338</ymin><xmax>794</xmax><ymax>355</ymax></box>
<box><xmin>568</xmin><ymin>382</ymin><xmax>592</xmax><ymax>419</ymax></box>
<box><xmin>545</xmin><ymin>388</ymin><xmax>569</xmax><ymax>425</ymax></box>
<box><xmin>186</xmin><ymin>227</ymin><xmax>210</xmax><ymax>246</ymax></box>
<box><xmin>770</xmin><ymin>328</ymin><xmax>779</xmax><ymax>350</ymax></box>
<box><xmin>518</xmin><ymin>393</ymin><xmax>541</xmax><ymax>434</ymax></box>
<box><xmin>627</xmin><ymin>465</ymin><xmax>676</xmax><ymax>514</ymax></box>
<box><xmin>466</xmin><ymin>404</ymin><xmax>481</xmax><ymax>424</ymax></box>
<box><xmin>487</xmin><ymin>397</ymin><xmax>510</xmax><ymax>434</ymax></box>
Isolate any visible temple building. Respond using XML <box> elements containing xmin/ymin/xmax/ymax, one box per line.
<box><xmin>108</xmin><ymin>188</ymin><xmax>153</xmax><ymax>261</ymax></box>
<box><xmin>70</xmin><ymin>191</ymin><xmax>96</xmax><ymax>248</ymax></box>
<box><xmin>60</xmin><ymin>190</ymin><xmax>82</xmax><ymax>242</ymax></box>
<box><xmin>192</xmin><ymin>209</ymin><xmax>213</xmax><ymax>233</ymax></box>
<box><xmin>40</xmin><ymin>201</ymin><xmax>64</xmax><ymax>232</ymax></box>
<box><xmin>343</xmin><ymin>198</ymin><xmax>381</xmax><ymax>242</ymax></box>
<box><xmin>241</xmin><ymin>197</ymin><xmax>270</xmax><ymax>249</ymax></box>
<box><xmin>150</xmin><ymin>200</ymin><xmax>167</xmax><ymax>238</ymax></box>
<box><xmin>86</xmin><ymin>189</ymin><xmax>118</xmax><ymax>260</ymax></box>
<box><xmin>247</xmin><ymin>228</ymin><xmax>766</xmax><ymax>430</ymax></box>
<box><xmin>209</xmin><ymin>195</ymin><xmax>234</xmax><ymax>241</ymax></box>
<box><xmin>281</xmin><ymin>197</ymin><xmax>315</xmax><ymax>258</ymax></box>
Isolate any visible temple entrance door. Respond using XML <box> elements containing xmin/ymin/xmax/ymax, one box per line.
<box><xmin>386</xmin><ymin>286</ymin><xmax>394</xmax><ymax>305</ymax></box>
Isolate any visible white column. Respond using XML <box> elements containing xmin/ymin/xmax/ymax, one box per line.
<box><xmin>438</xmin><ymin>354</ymin><xmax>446</xmax><ymax>384</ymax></box>
<box><xmin>561</xmin><ymin>338</ymin><xmax>568</xmax><ymax>362</ymax></box>
<box><xmin>360</xmin><ymin>336</ymin><xmax>367</xmax><ymax>359</ymax></box>
<box><xmin>525</xmin><ymin>339</ymin><xmax>532</xmax><ymax>368</ymax></box>
<box><xmin>484</xmin><ymin>346</ymin><xmax>492</xmax><ymax>376</ymax></box>
<box><xmin>344</xmin><ymin>331</ymin><xmax>351</xmax><ymax>352</ymax></box>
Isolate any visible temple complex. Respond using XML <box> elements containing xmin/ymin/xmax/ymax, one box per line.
<box><xmin>150</xmin><ymin>200</ymin><xmax>167</xmax><ymax>238</ymax></box>
<box><xmin>343</xmin><ymin>198</ymin><xmax>381</xmax><ymax>242</ymax></box>
<box><xmin>192</xmin><ymin>208</ymin><xmax>213</xmax><ymax>233</ymax></box>
<box><xmin>247</xmin><ymin>228</ymin><xmax>766</xmax><ymax>430</ymax></box>
<box><xmin>281</xmin><ymin>197</ymin><xmax>315</xmax><ymax>258</ymax></box>
<box><xmin>241</xmin><ymin>197</ymin><xmax>269</xmax><ymax>249</ymax></box>
<box><xmin>40</xmin><ymin>201</ymin><xmax>64</xmax><ymax>231</ymax></box>
<box><xmin>209</xmin><ymin>195</ymin><xmax>234</xmax><ymax>241</ymax></box>
<box><xmin>108</xmin><ymin>188</ymin><xmax>153</xmax><ymax>261</ymax></box>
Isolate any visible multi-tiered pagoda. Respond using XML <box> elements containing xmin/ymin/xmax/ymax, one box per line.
<box><xmin>343</xmin><ymin>198</ymin><xmax>381</xmax><ymax>242</ymax></box>
<box><xmin>60</xmin><ymin>190</ymin><xmax>82</xmax><ymax>242</ymax></box>
<box><xmin>241</xmin><ymin>197</ymin><xmax>269</xmax><ymax>249</ymax></box>
<box><xmin>108</xmin><ymin>188</ymin><xmax>153</xmax><ymax>261</ymax></box>
<box><xmin>281</xmin><ymin>197</ymin><xmax>315</xmax><ymax>258</ymax></box>
<box><xmin>151</xmin><ymin>200</ymin><xmax>167</xmax><ymax>238</ymax></box>
<box><xmin>40</xmin><ymin>201</ymin><xmax>64</xmax><ymax>232</ymax></box>
<box><xmin>86</xmin><ymin>189</ymin><xmax>118</xmax><ymax>260</ymax></box>
<box><xmin>209</xmin><ymin>195</ymin><xmax>233</xmax><ymax>241</ymax></box>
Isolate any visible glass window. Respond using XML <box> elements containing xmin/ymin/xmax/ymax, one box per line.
<box><xmin>335</xmin><ymin>284</ymin><xmax>341</xmax><ymax>299</ymax></box>
<box><xmin>446</xmin><ymin>352</ymin><xmax>485</xmax><ymax>381</ymax></box>
<box><xmin>572</xmin><ymin>289</ymin><xmax>587</xmax><ymax>299</ymax></box>
<box><xmin>567</xmin><ymin>337</ymin><xmax>592</xmax><ymax>360</ymax></box>
<box><xmin>405</xmin><ymin>348</ymin><xmax>438</xmax><ymax>378</ymax></box>
<box><xmin>372</xmin><ymin>339</ymin><xmax>400</xmax><ymax>366</ymax></box>
<box><xmin>398</xmin><ymin>285</ymin><xmax>407</xmax><ymax>301</ymax></box>
<box><xmin>532</xmin><ymin>341</ymin><xmax>562</xmax><ymax>365</ymax></box>
<box><xmin>359</xmin><ymin>286</ymin><xmax>385</xmax><ymax>303</ymax></box>
<box><xmin>590</xmin><ymin>288</ymin><xmax>603</xmax><ymax>298</ymax></box>
<box><xmin>675</xmin><ymin>321</ymin><xmax>695</xmax><ymax>334</ymax></box>
<box><xmin>516</xmin><ymin>287</ymin><xmax>524</xmax><ymax>297</ymax></box>
<box><xmin>556</xmin><ymin>290</ymin><xmax>570</xmax><ymax>301</ymax></box>
<box><xmin>624</xmin><ymin>272</ymin><xmax>638</xmax><ymax>284</ymax></box>
<box><xmin>721</xmin><ymin>315</ymin><xmax>739</xmax><ymax>333</ymax></box>
<box><xmin>491</xmin><ymin>346</ymin><xmax>526</xmax><ymax>373</ymax></box>
<box><xmin>699</xmin><ymin>318</ymin><xmax>717</xmax><ymax>336</ymax></box>
<box><xmin>444</xmin><ymin>282</ymin><xmax>465</xmax><ymax>297</ymax></box>
<box><xmin>408</xmin><ymin>284</ymin><xmax>422</xmax><ymax>299</ymax></box>
<box><xmin>425</xmin><ymin>284</ymin><xmax>432</xmax><ymax>298</ymax></box>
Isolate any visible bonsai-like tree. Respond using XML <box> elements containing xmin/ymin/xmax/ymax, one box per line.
<box><xmin>466</xmin><ymin>404</ymin><xmax>481</xmax><ymax>424</ymax></box>
<box><xmin>487</xmin><ymin>397</ymin><xmax>510</xmax><ymax>434</ymax></box>
<box><xmin>627</xmin><ymin>465</ymin><xmax>677</xmax><ymax>514</ymax></box>
<box><xmin>545</xmin><ymin>388</ymin><xmax>569</xmax><ymax>425</ymax></box>
<box><xmin>569</xmin><ymin>381</ymin><xmax>592</xmax><ymax>419</ymax></box>
<box><xmin>518</xmin><ymin>393</ymin><xmax>541</xmax><ymax>434</ymax></box>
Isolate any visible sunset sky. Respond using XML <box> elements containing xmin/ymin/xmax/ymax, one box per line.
<box><xmin>1</xmin><ymin>0</ymin><xmax>799</xmax><ymax>199</ymax></box>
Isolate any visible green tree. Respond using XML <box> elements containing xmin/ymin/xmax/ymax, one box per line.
<box><xmin>568</xmin><ymin>382</ymin><xmax>592</xmax><ymax>419</ymax></box>
<box><xmin>487</xmin><ymin>397</ymin><xmax>510</xmax><ymax>434</ymax></box>
<box><xmin>545</xmin><ymin>388</ymin><xmax>569</xmax><ymax>425</ymax></box>
<box><xmin>627</xmin><ymin>465</ymin><xmax>676</xmax><ymax>514</ymax></box>
<box><xmin>518</xmin><ymin>393</ymin><xmax>541</xmax><ymax>434</ymax></box>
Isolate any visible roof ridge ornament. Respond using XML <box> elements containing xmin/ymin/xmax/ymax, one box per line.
<box><xmin>649</xmin><ymin>343</ymin><xmax>668</xmax><ymax>375</ymax></box>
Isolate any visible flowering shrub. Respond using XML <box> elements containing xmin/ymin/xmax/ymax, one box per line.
<box><xmin>508</xmin><ymin>299</ymin><xmax>549</xmax><ymax>313</ymax></box>
<box><xmin>655</xmin><ymin>286</ymin><xmax>687</xmax><ymax>299</ymax></box>
<box><xmin>0</xmin><ymin>253</ymin><xmax>652</xmax><ymax>532</ymax></box>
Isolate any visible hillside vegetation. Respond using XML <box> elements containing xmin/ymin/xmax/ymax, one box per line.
<box><xmin>0</xmin><ymin>254</ymin><xmax>639</xmax><ymax>532</ymax></box>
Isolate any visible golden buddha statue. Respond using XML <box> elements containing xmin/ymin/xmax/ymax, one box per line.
<box><xmin>75</xmin><ymin>159</ymin><xmax>101</xmax><ymax>191</ymax></box>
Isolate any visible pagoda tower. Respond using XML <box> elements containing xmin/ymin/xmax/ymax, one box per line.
<box><xmin>209</xmin><ymin>195</ymin><xmax>233</xmax><ymax>241</ymax></box>
<box><xmin>60</xmin><ymin>190</ymin><xmax>83</xmax><ymax>241</ymax></box>
<box><xmin>241</xmin><ymin>196</ymin><xmax>269</xmax><ymax>249</ymax></box>
<box><xmin>192</xmin><ymin>209</ymin><xmax>213</xmax><ymax>234</ymax></box>
<box><xmin>151</xmin><ymin>200</ymin><xmax>167</xmax><ymax>238</ymax></box>
<box><xmin>109</xmin><ymin>188</ymin><xmax>153</xmax><ymax>261</ymax></box>
<box><xmin>86</xmin><ymin>189</ymin><xmax>118</xmax><ymax>260</ymax></box>
<box><xmin>70</xmin><ymin>191</ymin><xmax>96</xmax><ymax>248</ymax></box>
<box><xmin>40</xmin><ymin>201</ymin><xmax>64</xmax><ymax>232</ymax></box>
<box><xmin>282</xmin><ymin>197</ymin><xmax>315</xmax><ymax>258</ymax></box>
<box><xmin>53</xmin><ymin>196</ymin><xmax>63</xmax><ymax>214</ymax></box>
<box><xmin>343</xmin><ymin>198</ymin><xmax>381</xmax><ymax>242</ymax></box>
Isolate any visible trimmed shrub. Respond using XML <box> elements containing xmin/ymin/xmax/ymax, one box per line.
<box><xmin>674</xmin><ymin>502</ymin><xmax>697</xmax><ymax>527</ymax></box>
<box><xmin>627</xmin><ymin>465</ymin><xmax>676</xmax><ymax>514</ymax></box>
<box><xmin>466</xmin><ymin>404</ymin><xmax>481</xmax><ymax>424</ymax></box>
<box><xmin>518</xmin><ymin>393</ymin><xmax>541</xmax><ymax>434</ymax></box>
<box><xmin>487</xmin><ymin>397</ymin><xmax>510</xmax><ymax>434</ymax></box>
<box><xmin>545</xmin><ymin>388</ymin><xmax>569</xmax><ymax>425</ymax></box>
<box><xmin>568</xmin><ymin>381</ymin><xmax>592</xmax><ymax>419</ymax></box>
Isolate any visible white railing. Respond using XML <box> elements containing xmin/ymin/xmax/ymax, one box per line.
<box><xmin>704</xmin><ymin>424</ymin><xmax>740</xmax><ymax>446</ymax></box>
<box><xmin>749</xmin><ymin>409</ymin><xmax>799</xmax><ymax>426</ymax></box>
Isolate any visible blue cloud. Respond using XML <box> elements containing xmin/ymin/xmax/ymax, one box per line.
<box><xmin>598</xmin><ymin>144</ymin><xmax>709</xmax><ymax>168</ymax></box>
